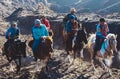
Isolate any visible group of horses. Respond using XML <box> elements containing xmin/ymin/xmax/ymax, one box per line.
<box><xmin>2</xmin><ymin>24</ymin><xmax>117</xmax><ymax>76</ymax></box>
<box><xmin>65</xmin><ymin>26</ymin><xmax>117</xmax><ymax>76</ymax></box>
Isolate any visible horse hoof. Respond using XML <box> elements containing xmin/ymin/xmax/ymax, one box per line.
<box><xmin>109</xmin><ymin>74</ymin><xmax>112</xmax><ymax>77</ymax></box>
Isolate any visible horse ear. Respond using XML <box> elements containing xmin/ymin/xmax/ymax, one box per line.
<box><xmin>115</xmin><ymin>34</ymin><xmax>117</xmax><ymax>38</ymax></box>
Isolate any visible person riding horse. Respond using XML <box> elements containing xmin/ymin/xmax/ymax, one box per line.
<box><xmin>65</xmin><ymin>15</ymin><xmax>78</xmax><ymax>53</ymax></box>
<box><xmin>32</xmin><ymin>19</ymin><xmax>49</xmax><ymax>60</ymax></box>
<box><xmin>63</xmin><ymin>8</ymin><xmax>79</xmax><ymax>43</ymax></box>
<box><xmin>40</xmin><ymin>15</ymin><xmax>54</xmax><ymax>36</ymax></box>
<box><xmin>93</xmin><ymin>18</ymin><xmax>109</xmax><ymax>60</ymax></box>
<box><xmin>3</xmin><ymin>21</ymin><xmax>20</xmax><ymax>55</ymax></box>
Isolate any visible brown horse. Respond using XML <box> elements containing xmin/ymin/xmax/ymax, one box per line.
<box><xmin>2</xmin><ymin>39</ymin><xmax>27</xmax><ymax>73</ymax></box>
<box><xmin>87</xmin><ymin>33</ymin><xmax>117</xmax><ymax>76</ymax></box>
<box><xmin>28</xmin><ymin>36</ymin><xmax>53</xmax><ymax>72</ymax></box>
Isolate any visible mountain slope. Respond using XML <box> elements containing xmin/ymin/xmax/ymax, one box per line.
<box><xmin>48</xmin><ymin>0</ymin><xmax>120</xmax><ymax>13</ymax></box>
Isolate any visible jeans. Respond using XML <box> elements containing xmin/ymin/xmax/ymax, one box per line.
<box><xmin>93</xmin><ymin>36</ymin><xmax>104</xmax><ymax>59</ymax></box>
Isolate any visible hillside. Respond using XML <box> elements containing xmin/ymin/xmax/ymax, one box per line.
<box><xmin>48</xmin><ymin>0</ymin><xmax>120</xmax><ymax>13</ymax></box>
<box><xmin>0</xmin><ymin>0</ymin><xmax>120</xmax><ymax>79</ymax></box>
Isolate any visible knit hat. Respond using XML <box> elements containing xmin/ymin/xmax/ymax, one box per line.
<box><xmin>35</xmin><ymin>19</ymin><xmax>41</xmax><ymax>25</ymax></box>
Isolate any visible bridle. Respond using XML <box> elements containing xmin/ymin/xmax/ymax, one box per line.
<box><xmin>104</xmin><ymin>38</ymin><xmax>116</xmax><ymax>55</ymax></box>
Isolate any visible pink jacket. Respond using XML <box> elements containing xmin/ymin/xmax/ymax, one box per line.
<box><xmin>41</xmin><ymin>19</ymin><xmax>50</xmax><ymax>30</ymax></box>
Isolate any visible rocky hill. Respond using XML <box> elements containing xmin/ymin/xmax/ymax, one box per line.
<box><xmin>0</xmin><ymin>0</ymin><xmax>120</xmax><ymax>79</ymax></box>
<box><xmin>0</xmin><ymin>0</ymin><xmax>55</xmax><ymax>21</ymax></box>
<box><xmin>48</xmin><ymin>0</ymin><xmax>120</xmax><ymax>14</ymax></box>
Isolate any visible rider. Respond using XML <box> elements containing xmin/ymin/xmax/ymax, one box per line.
<box><xmin>40</xmin><ymin>15</ymin><xmax>53</xmax><ymax>36</ymax></box>
<box><xmin>3</xmin><ymin>21</ymin><xmax>20</xmax><ymax>55</ymax></box>
<box><xmin>65</xmin><ymin>15</ymin><xmax>78</xmax><ymax>52</ymax></box>
<box><xmin>63</xmin><ymin>8</ymin><xmax>78</xmax><ymax>24</ymax></box>
<box><xmin>63</xmin><ymin>8</ymin><xmax>79</xmax><ymax>43</ymax></box>
<box><xmin>32</xmin><ymin>19</ymin><xmax>49</xmax><ymax>54</ymax></box>
<box><xmin>93</xmin><ymin>18</ymin><xmax>109</xmax><ymax>60</ymax></box>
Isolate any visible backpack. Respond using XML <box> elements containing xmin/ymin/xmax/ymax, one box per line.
<box><xmin>63</xmin><ymin>14</ymin><xmax>71</xmax><ymax>23</ymax></box>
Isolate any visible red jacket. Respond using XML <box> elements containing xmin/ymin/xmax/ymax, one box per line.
<box><xmin>41</xmin><ymin>19</ymin><xmax>50</xmax><ymax>30</ymax></box>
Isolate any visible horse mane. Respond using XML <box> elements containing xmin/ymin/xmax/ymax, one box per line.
<box><xmin>106</xmin><ymin>33</ymin><xmax>117</xmax><ymax>39</ymax></box>
<box><xmin>46</xmin><ymin>36</ymin><xmax>53</xmax><ymax>43</ymax></box>
<box><xmin>87</xmin><ymin>33</ymin><xmax>96</xmax><ymax>48</ymax></box>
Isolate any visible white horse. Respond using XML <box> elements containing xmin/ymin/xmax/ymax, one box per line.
<box><xmin>87</xmin><ymin>33</ymin><xmax>117</xmax><ymax>76</ymax></box>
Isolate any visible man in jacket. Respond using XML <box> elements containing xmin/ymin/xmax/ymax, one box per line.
<box><xmin>32</xmin><ymin>19</ymin><xmax>49</xmax><ymax>53</ymax></box>
<box><xmin>3</xmin><ymin>21</ymin><xmax>20</xmax><ymax>55</ymax></box>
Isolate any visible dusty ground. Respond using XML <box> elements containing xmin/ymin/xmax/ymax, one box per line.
<box><xmin>0</xmin><ymin>21</ymin><xmax>120</xmax><ymax>79</ymax></box>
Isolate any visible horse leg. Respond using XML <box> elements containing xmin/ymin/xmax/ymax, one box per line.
<box><xmin>69</xmin><ymin>50</ymin><xmax>74</xmax><ymax>65</ymax></box>
<box><xmin>42</xmin><ymin>57</ymin><xmax>49</xmax><ymax>72</ymax></box>
<box><xmin>5</xmin><ymin>54</ymin><xmax>11</xmax><ymax>62</ymax></box>
<box><xmin>91</xmin><ymin>59</ymin><xmax>97</xmax><ymax>71</ymax></box>
<box><xmin>17</xmin><ymin>57</ymin><xmax>21</xmax><ymax>73</ymax></box>
<box><xmin>91</xmin><ymin>52</ymin><xmax>97</xmax><ymax>71</ymax></box>
<box><xmin>108</xmin><ymin>67</ymin><xmax>112</xmax><ymax>76</ymax></box>
<box><xmin>9</xmin><ymin>60</ymin><xmax>14</xmax><ymax>72</ymax></box>
<box><xmin>104</xmin><ymin>59</ymin><xmax>112</xmax><ymax>76</ymax></box>
<box><xmin>98</xmin><ymin>58</ymin><xmax>112</xmax><ymax>76</ymax></box>
<box><xmin>89</xmin><ymin>50</ymin><xmax>96</xmax><ymax>71</ymax></box>
<box><xmin>35</xmin><ymin>59</ymin><xmax>40</xmax><ymax>72</ymax></box>
<box><xmin>99</xmin><ymin>58</ymin><xmax>107</xmax><ymax>71</ymax></box>
<box><xmin>14</xmin><ymin>58</ymin><xmax>21</xmax><ymax>74</ymax></box>
<box><xmin>80</xmin><ymin>49</ymin><xmax>84</xmax><ymax>59</ymax></box>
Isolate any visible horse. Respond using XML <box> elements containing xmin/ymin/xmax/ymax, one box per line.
<box><xmin>87</xmin><ymin>33</ymin><xmax>117</xmax><ymax>76</ymax></box>
<box><xmin>73</xmin><ymin>28</ymin><xmax>88</xmax><ymax>59</ymax></box>
<box><xmin>65</xmin><ymin>27</ymin><xmax>88</xmax><ymax>64</ymax></box>
<box><xmin>2</xmin><ymin>39</ymin><xmax>27</xmax><ymax>73</ymax></box>
<box><xmin>28</xmin><ymin>36</ymin><xmax>53</xmax><ymax>72</ymax></box>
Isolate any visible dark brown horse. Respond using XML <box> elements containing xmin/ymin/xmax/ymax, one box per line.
<box><xmin>2</xmin><ymin>39</ymin><xmax>27</xmax><ymax>73</ymax></box>
<box><xmin>28</xmin><ymin>36</ymin><xmax>53</xmax><ymax>72</ymax></box>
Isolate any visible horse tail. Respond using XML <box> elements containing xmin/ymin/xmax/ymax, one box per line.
<box><xmin>87</xmin><ymin>34</ymin><xmax>96</xmax><ymax>48</ymax></box>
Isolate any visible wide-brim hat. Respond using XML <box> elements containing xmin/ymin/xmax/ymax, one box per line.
<box><xmin>70</xmin><ymin>8</ymin><xmax>76</xmax><ymax>12</ymax></box>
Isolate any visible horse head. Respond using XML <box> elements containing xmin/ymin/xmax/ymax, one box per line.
<box><xmin>17</xmin><ymin>40</ymin><xmax>27</xmax><ymax>57</ymax></box>
<box><xmin>41</xmin><ymin>36</ymin><xmax>53</xmax><ymax>52</ymax></box>
<box><xmin>106</xmin><ymin>33</ymin><xmax>117</xmax><ymax>53</ymax></box>
<box><xmin>76</xmin><ymin>28</ymin><xmax>88</xmax><ymax>44</ymax></box>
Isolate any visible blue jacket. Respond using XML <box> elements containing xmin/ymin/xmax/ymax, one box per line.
<box><xmin>67</xmin><ymin>13</ymin><xmax>78</xmax><ymax>21</ymax></box>
<box><xmin>32</xmin><ymin>24</ymin><xmax>49</xmax><ymax>52</ymax></box>
<box><xmin>5</xmin><ymin>26</ymin><xmax>19</xmax><ymax>39</ymax></box>
<box><xmin>96</xmin><ymin>23</ymin><xmax>109</xmax><ymax>39</ymax></box>
<box><xmin>65</xmin><ymin>21</ymin><xmax>74</xmax><ymax>33</ymax></box>
<box><xmin>63</xmin><ymin>13</ymin><xmax>78</xmax><ymax>24</ymax></box>
<box><xmin>32</xmin><ymin>24</ymin><xmax>49</xmax><ymax>40</ymax></box>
